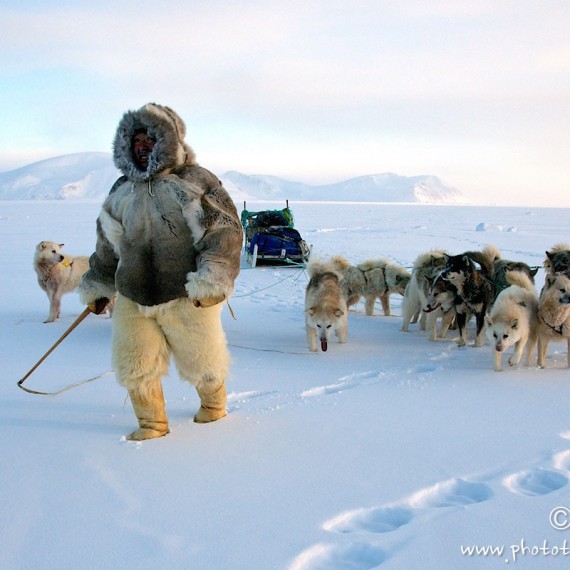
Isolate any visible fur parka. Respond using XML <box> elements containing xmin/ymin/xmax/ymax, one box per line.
<box><xmin>80</xmin><ymin>103</ymin><xmax>243</xmax><ymax>307</ymax></box>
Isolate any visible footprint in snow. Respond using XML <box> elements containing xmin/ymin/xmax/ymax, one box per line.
<box><xmin>324</xmin><ymin>506</ymin><xmax>414</xmax><ymax>534</ymax></box>
<box><xmin>226</xmin><ymin>390</ymin><xmax>278</xmax><ymax>412</ymax></box>
<box><xmin>293</xmin><ymin>478</ymin><xmax>491</xmax><ymax>568</ymax></box>
<box><xmin>323</xmin><ymin>478</ymin><xmax>491</xmax><ymax>538</ymax></box>
<box><xmin>288</xmin><ymin>542</ymin><xmax>387</xmax><ymax>570</ymax></box>
<box><xmin>296</xmin><ymin>448</ymin><xmax>570</xmax><ymax>568</ymax></box>
<box><xmin>503</xmin><ymin>467</ymin><xmax>568</xmax><ymax>496</ymax></box>
<box><xmin>407</xmin><ymin>477</ymin><xmax>492</xmax><ymax>508</ymax></box>
<box><xmin>300</xmin><ymin>371</ymin><xmax>383</xmax><ymax>398</ymax></box>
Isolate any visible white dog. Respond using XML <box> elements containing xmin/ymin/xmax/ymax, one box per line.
<box><xmin>305</xmin><ymin>258</ymin><xmax>348</xmax><ymax>352</ymax></box>
<box><xmin>484</xmin><ymin>271</ymin><xmax>538</xmax><ymax>371</ymax></box>
<box><xmin>33</xmin><ymin>240</ymin><xmax>90</xmax><ymax>323</ymax></box>
<box><xmin>536</xmin><ymin>273</ymin><xmax>570</xmax><ymax>368</ymax></box>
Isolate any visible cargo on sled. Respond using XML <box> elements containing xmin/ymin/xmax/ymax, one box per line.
<box><xmin>241</xmin><ymin>201</ymin><xmax>311</xmax><ymax>268</ymax></box>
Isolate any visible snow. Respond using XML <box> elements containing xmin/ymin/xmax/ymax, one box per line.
<box><xmin>2</xmin><ymin>199</ymin><xmax>570</xmax><ymax>569</ymax></box>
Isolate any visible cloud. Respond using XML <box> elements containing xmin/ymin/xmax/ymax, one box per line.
<box><xmin>1</xmin><ymin>1</ymin><xmax>569</xmax><ymax>205</ymax></box>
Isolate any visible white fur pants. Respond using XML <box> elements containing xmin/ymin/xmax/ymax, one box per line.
<box><xmin>111</xmin><ymin>295</ymin><xmax>230</xmax><ymax>396</ymax></box>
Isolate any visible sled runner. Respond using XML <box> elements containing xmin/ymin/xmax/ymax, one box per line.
<box><xmin>241</xmin><ymin>201</ymin><xmax>311</xmax><ymax>268</ymax></box>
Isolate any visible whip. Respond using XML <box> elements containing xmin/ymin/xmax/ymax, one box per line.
<box><xmin>17</xmin><ymin>307</ymin><xmax>110</xmax><ymax>396</ymax></box>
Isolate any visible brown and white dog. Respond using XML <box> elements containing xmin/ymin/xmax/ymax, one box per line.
<box><xmin>536</xmin><ymin>273</ymin><xmax>570</xmax><ymax>368</ymax></box>
<box><xmin>305</xmin><ymin>258</ymin><xmax>348</xmax><ymax>352</ymax></box>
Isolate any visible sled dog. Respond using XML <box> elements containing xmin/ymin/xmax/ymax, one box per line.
<box><xmin>536</xmin><ymin>273</ymin><xmax>570</xmax><ymax>368</ymax></box>
<box><xmin>422</xmin><ymin>272</ymin><xmax>458</xmax><ymax>341</ymax></box>
<box><xmin>441</xmin><ymin>245</ymin><xmax>496</xmax><ymax>347</ymax></box>
<box><xmin>401</xmin><ymin>249</ymin><xmax>448</xmax><ymax>334</ymax></box>
<box><xmin>544</xmin><ymin>243</ymin><xmax>570</xmax><ymax>277</ymax></box>
<box><xmin>305</xmin><ymin>258</ymin><xmax>348</xmax><ymax>352</ymax></box>
<box><xmin>492</xmin><ymin>256</ymin><xmax>538</xmax><ymax>305</ymax></box>
<box><xmin>34</xmin><ymin>240</ymin><xmax>90</xmax><ymax>323</ymax></box>
<box><xmin>330</xmin><ymin>256</ymin><xmax>366</xmax><ymax>308</ymax></box>
<box><xmin>484</xmin><ymin>271</ymin><xmax>538</xmax><ymax>371</ymax></box>
<box><xmin>332</xmin><ymin>256</ymin><xmax>410</xmax><ymax>316</ymax></box>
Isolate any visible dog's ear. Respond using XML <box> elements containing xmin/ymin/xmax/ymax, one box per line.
<box><xmin>510</xmin><ymin>319</ymin><xmax>519</xmax><ymax>329</ymax></box>
<box><xmin>59</xmin><ymin>243</ymin><xmax>64</xmax><ymax>248</ymax></box>
<box><xmin>546</xmin><ymin>250</ymin><xmax>554</xmax><ymax>261</ymax></box>
<box><xmin>463</xmin><ymin>255</ymin><xmax>480</xmax><ymax>270</ymax></box>
<box><xmin>530</xmin><ymin>267</ymin><xmax>539</xmax><ymax>277</ymax></box>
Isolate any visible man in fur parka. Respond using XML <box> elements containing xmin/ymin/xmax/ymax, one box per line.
<box><xmin>79</xmin><ymin>103</ymin><xmax>243</xmax><ymax>441</ymax></box>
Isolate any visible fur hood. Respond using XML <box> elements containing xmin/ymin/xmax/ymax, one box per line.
<box><xmin>113</xmin><ymin>103</ymin><xmax>197</xmax><ymax>181</ymax></box>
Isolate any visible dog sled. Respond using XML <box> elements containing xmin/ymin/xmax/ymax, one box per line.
<box><xmin>241</xmin><ymin>201</ymin><xmax>311</xmax><ymax>268</ymax></box>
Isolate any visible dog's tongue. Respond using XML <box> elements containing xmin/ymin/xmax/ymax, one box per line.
<box><xmin>321</xmin><ymin>340</ymin><xmax>328</xmax><ymax>351</ymax></box>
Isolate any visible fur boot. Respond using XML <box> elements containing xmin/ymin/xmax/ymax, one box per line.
<box><xmin>194</xmin><ymin>381</ymin><xmax>227</xmax><ymax>423</ymax></box>
<box><xmin>127</xmin><ymin>383</ymin><xmax>169</xmax><ymax>440</ymax></box>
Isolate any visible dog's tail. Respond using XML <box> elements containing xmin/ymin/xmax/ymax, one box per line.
<box><xmin>482</xmin><ymin>244</ymin><xmax>501</xmax><ymax>264</ymax></box>
<box><xmin>464</xmin><ymin>246</ymin><xmax>498</xmax><ymax>276</ymax></box>
<box><xmin>330</xmin><ymin>255</ymin><xmax>352</xmax><ymax>271</ymax></box>
<box><xmin>307</xmin><ymin>257</ymin><xmax>343</xmax><ymax>279</ymax></box>
<box><xmin>357</xmin><ymin>257</ymin><xmax>390</xmax><ymax>271</ymax></box>
<box><xmin>505</xmin><ymin>270</ymin><xmax>535</xmax><ymax>292</ymax></box>
<box><xmin>412</xmin><ymin>249</ymin><xmax>447</xmax><ymax>271</ymax></box>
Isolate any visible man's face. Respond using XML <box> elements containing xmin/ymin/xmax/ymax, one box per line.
<box><xmin>132</xmin><ymin>132</ymin><xmax>156</xmax><ymax>170</ymax></box>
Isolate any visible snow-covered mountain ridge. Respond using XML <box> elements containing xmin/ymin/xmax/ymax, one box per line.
<box><xmin>0</xmin><ymin>152</ymin><xmax>465</xmax><ymax>203</ymax></box>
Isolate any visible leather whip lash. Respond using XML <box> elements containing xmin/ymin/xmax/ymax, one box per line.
<box><xmin>18</xmin><ymin>307</ymin><xmax>98</xmax><ymax>396</ymax></box>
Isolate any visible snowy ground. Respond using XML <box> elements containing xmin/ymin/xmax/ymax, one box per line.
<box><xmin>1</xmin><ymin>200</ymin><xmax>570</xmax><ymax>569</ymax></box>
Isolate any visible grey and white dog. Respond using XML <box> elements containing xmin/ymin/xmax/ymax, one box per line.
<box><xmin>331</xmin><ymin>255</ymin><xmax>410</xmax><ymax>316</ymax></box>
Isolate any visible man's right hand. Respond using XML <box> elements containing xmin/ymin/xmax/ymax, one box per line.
<box><xmin>88</xmin><ymin>298</ymin><xmax>109</xmax><ymax>315</ymax></box>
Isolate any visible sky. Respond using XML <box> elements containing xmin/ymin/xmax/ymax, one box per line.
<box><xmin>1</xmin><ymin>0</ymin><xmax>569</xmax><ymax>206</ymax></box>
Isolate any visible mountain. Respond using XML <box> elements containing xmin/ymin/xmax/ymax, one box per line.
<box><xmin>0</xmin><ymin>153</ymin><xmax>121</xmax><ymax>201</ymax></box>
<box><xmin>0</xmin><ymin>152</ymin><xmax>465</xmax><ymax>204</ymax></box>
<box><xmin>222</xmin><ymin>171</ymin><xmax>465</xmax><ymax>204</ymax></box>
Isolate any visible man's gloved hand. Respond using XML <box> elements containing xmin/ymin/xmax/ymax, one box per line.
<box><xmin>192</xmin><ymin>294</ymin><xmax>226</xmax><ymax>308</ymax></box>
<box><xmin>185</xmin><ymin>273</ymin><xmax>226</xmax><ymax>308</ymax></box>
<box><xmin>88</xmin><ymin>298</ymin><xmax>109</xmax><ymax>315</ymax></box>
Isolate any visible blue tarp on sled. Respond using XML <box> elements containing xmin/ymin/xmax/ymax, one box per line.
<box><xmin>241</xmin><ymin>202</ymin><xmax>310</xmax><ymax>267</ymax></box>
